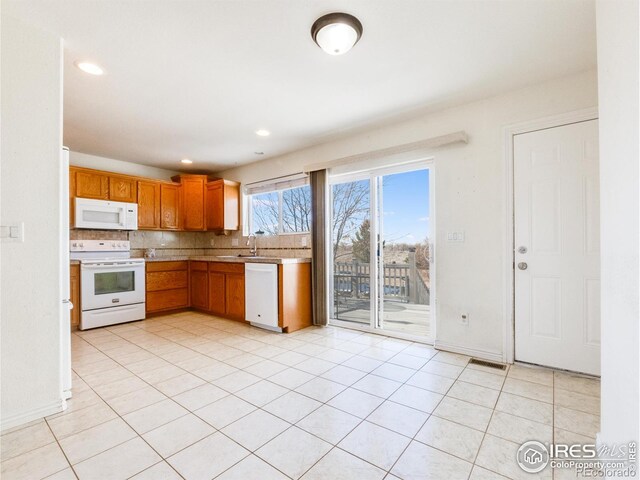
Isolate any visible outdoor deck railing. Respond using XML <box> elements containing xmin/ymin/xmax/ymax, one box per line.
<box><xmin>333</xmin><ymin>260</ymin><xmax>429</xmax><ymax>305</ymax></box>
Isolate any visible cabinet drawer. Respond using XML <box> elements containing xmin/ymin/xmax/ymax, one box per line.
<box><xmin>146</xmin><ymin>270</ymin><xmax>188</xmax><ymax>291</ymax></box>
<box><xmin>208</xmin><ymin>262</ymin><xmax>244</xmax><ymax>274</ymax></box>
<box><xmin>190</xmin><ymin>261</ymin><xmax>208</xmax><ymax>271</ymax></box>
<box><xmin>147</xmin><ymin>288</ymin><xmax>188</xmax><ymax>312</ymax></box>
<box><xmin>146</xmin><ymin>261</ymin><xmax>188</xmax><ymax>272</ymax></box>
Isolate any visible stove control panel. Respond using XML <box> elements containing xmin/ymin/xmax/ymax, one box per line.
<box><xmin>70</xmin><ymin>240</ymin><xmax>130</xmax><ymax>252</ymax></box>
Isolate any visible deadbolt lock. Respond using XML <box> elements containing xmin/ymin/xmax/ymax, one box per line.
<box><xmin>518</xmin><ymin>246</ymin><xmax>527</xmax><ymax>254</ymax></box>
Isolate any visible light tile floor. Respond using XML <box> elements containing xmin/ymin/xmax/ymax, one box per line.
<box><xmin>1</xmin><ymin>312</ymin><xmax>601</xmax><ymax>480</ymax></box>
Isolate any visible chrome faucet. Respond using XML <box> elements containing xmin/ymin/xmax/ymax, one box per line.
<box><xmin>247</xmin><ymin>234</ymin><xmax>257</xmax><ymax>256</ymax></box>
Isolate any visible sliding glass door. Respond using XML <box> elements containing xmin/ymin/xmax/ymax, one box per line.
<box><xmin>329</xmin><ymin>162</ymin><xmax>434</xmax><ymax>342</ymax></box>
<box><xmin>331</xmin><ymin>178</ymin><xmax>371</xmax><ymax>327</ymax></box>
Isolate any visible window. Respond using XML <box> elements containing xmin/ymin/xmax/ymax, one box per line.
<box><xmin>246</xmin><ymin>175</ymin><xmax>311</xmax><ymax>235</ymax></box>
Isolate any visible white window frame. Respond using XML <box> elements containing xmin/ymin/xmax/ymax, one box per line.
<box><xmin>244</xmin><ymin>174</ymin><xmax>310</xmax><ymax>236</ymax></box>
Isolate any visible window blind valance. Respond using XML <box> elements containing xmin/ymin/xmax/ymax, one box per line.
<box><xmin>244</xmin><ymin>173</ymin><xmax>309</xmax><ymax>196</ymax></box>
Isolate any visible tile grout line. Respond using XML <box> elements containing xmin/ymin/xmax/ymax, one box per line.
<box><xmin>4</xmin><ymin>313</ymin><xmax>600</xmax><ymax>480</ymax></box>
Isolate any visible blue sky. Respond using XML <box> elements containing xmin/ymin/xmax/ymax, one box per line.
<box><xmin>381</xmin><ymin>169</ymin><xmax>430</xmax><ymax>244</ymax></box>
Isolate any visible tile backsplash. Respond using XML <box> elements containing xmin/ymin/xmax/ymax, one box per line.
<box><xmin>71</xmin><ymin>229</ymin><xmax>311</xmax><ymax>259</ymax></box>
<box><xmin>70</xmin><ymin>230</ymin><xmax>128</xmax><ymax>241</ymax></box>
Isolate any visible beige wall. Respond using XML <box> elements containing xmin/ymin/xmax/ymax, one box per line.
<box><xmin>595</xmin><ymin>0</ymin><xmax>639</xmax><ymax>450</ymax></box>
<box><xmin>217</xmin><ymin>70</ymin><xmax>599</xmax><ymax>360</ymax></box>
<box><xmin>1</xmin><ymin>14</ymin><xmax>64</xmax><ymax>430</ymax></box>
<box><xmin>69</xmin><ymin>151</ymin><xmax>179</xmax><ymax>180</ymax></box>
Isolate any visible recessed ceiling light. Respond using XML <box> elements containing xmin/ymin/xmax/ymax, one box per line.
<box><xmin>311</xmin><ymin>12</ymin><xmax>363</xmax><ymax>55</ymax></box>
<box><xmin>180</xmin><ymin>158</ymin><xmax>193</xmax><ymax>164</ymax></box>
<box><xmin>255</xmin><ymin>129</ymin><xmax>270</xmax><ymax>137</ymax></box>
<box><xmin>75</xmin><ymin>61</ymin><xmax>104</xmax><ymax>75</ymax></box>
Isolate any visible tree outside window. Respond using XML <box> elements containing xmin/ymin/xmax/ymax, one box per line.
<box><xmin>250</xmin><ymin>185</ymin><xmax>311</xmax><ymax>235</ymax></box>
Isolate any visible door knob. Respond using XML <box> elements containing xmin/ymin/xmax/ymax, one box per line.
<box><xmin>518</xmin><ymin>262</ymin><xmax>528</xmax><ymax>270</ymax></box>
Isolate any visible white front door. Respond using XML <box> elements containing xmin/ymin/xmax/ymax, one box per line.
<box><xmin>514</xmin><ymin>120</ymin><xmax>600</xmax><ymax>375</ymax></box>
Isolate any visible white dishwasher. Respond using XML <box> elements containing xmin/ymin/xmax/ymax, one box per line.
<box><xmin>245</xmin><ymin>263</ymin><xmax>280</xmax><ymax>331</ymax></box>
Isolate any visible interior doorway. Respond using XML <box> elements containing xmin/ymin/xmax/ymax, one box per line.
<box><xmin>513</xmin><ymin>119</ymin><xmax>600</xmax><ymax>375</ymax></box>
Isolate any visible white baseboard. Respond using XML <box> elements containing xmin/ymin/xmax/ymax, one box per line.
<box><xmin>1</xmin><ymin>399</ymin><xmax>66</xmax><ymax>433</ymax></box>
<box><xmin>434</xmin><ymin>340</ymin><xmax>505</xmax><ymax>364</ymax></box>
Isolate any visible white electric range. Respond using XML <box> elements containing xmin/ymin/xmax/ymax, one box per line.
<box><xmin>70</xmin><ymin>240</ymin><xmax>146</xmax><ymax>330</ymax></box>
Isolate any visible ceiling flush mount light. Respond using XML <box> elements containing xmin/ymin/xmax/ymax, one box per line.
<box><xmin>255</xmin><ymin>129</ymin><xmax>270</xmax><ymax>137</ymax></box>
<box><xmin>180</xmin><ymin>158</ymin><xmax>193</xmax><ymax>164</ymax></box>
<box><xmin>311</xmin><ymin>12</ymin><xmax>363</xmax><ymax>55</ymax></box>
<box><xmin>74</xmin><ymin>61</ymin><xmax>104</xmax><ymax>75</ymax></box>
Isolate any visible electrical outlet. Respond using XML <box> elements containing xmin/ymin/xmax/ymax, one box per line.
<box><xmin>210</xmin><ymin>238</ymin><xmax>215</xmax><ymax>247</ymax></box>
<box><xmin>301</xmin><ymin>236</ymin><xmax>308</xmax><ymax>247</ymax></box>
<box><xmin>231</xmin><ymin>238</ymin><xmax>239</xmax><ymax>247</ymax></box>
<box><xmin>460</xmin><ymin>313</ymin><xmax>469</xmax><ymax>326</ymax></box>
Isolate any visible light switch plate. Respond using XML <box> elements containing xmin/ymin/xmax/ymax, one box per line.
<box><xmin>447</xmin><ymin>231</ymin><xmax>465</xmax><ymax>242</ymax></box>
<box><xmin>0</xmin><ymin>222</ymin><xmax>24</xmax><ymax>243</ymax></box>
<box><xmin>231</xmin><ymin>238</ymin><xmax>239</xmax><ymax>247</ymax></box>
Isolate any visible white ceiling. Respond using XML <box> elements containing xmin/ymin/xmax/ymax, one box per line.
<box><xmin>5</xmin><ymin>0</ymin><xmax>596</xmax><ymax>171</ymax></box>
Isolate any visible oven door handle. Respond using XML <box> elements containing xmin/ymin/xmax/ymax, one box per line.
<box><xmin>81</xmin><ymin>263</ymin><xmax>144</xmax><ymax>269</ymax></box>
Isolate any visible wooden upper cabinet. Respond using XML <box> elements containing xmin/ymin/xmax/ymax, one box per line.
<box><xmin>68</xmin><ymin>166</ymin><xmax>240</xmax><ymax>232</ymax></box>
<box><xmin>137</xmin><ymin>180</ymin><xmax>161</xmax><ymax>229</ymax></box>
<box><xmin>160</xmin><ymin>183</ymin><xmax>181</xmax><ymax>230</ymax></box>
<box><xmin>109</xmin><ymin>175</ymin><xmax>137</xmax><ymax>203</ymax></box>
<box><xmin>75</xmin><ymin>170</ymin><xmax>109</xmax><ymax>199</ymax></box>
<box><xmin>206</xmin><ymin>182</ymin><xmax>224</xmax><ymax>230</ymax></box>
<box><xmin>206</xmin><ymin>179</ymin><xmax>240</xmax><ymax>231</ymax></box>
<box><xmin>173</xmin><ymin>175</ymin><xmax>206</xmax><ymax>231</ymax></box>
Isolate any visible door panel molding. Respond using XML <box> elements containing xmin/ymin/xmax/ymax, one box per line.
<box><xmin>502</xmin><ymin>107</ymin><xmax>598</xmax><ymax>364</ymax></box>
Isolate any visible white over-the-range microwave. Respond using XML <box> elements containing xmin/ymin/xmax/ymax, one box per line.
<box><xmin>74</xmin><ymin>198</ymin><xmax>138</xmax><ymax>230</ymax></box>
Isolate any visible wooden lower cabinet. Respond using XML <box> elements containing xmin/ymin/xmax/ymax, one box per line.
<box><xmin>144</xmin><ymin>259</ymin><xmax>310</xmax><ymax>332</ymax></box>
<box><xmin>278</xmin><ymin>263</ymin><xmax>312</xmax><ymax>333</ymax></box>
<box><xmin>208</xmin><ymin>272</ymin><xmax>226</xmax><ymax>315</ymax></box>
<box><xmin>225</xmin><ymin>272</ymin><xmax>245</xmax><ymax>320</ymax></box>
<box><xmin>70</xmin><ymin>263</ymin><xmax>80</xmax><ymax>328</ymax></box>
<box><xmin>208</xmin><ymin>263</ymin><xmax>245</xmax><ymax>320</ymax></box>
<box><xmin>190</xmin><ymin>262</ymin><xmax>209</xmax><ymax>310</ymax></box>
<box><xmin>146</xmin><ymin>261</ymin><xmax>189</xmax><ymax>314</ymax></box>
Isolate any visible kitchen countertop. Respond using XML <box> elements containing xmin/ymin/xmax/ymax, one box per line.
<box><xmin>140</xmin><ymin>255</ymin><xmax>311</xmax><ymax>264</ymax></box>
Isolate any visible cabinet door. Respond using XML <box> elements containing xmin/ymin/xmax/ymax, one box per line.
<box><xmin>182</xmin><ymin>177</ymin><xmax>205</xmax><ymax>230</ymax></box>
<box><xmin>109</xmin><ymin>175</ymin><xmax>137</xmax><ymax>203</ymax></box>
<box><xmin>70</xmin><ymin>264</ymin><xmax>80</xmax><ymax>328</ymax></box>
<box><xmin>190</xmin><ymin>264</ymin><xmax>209</xmax><ymax>310</ymax></box>
<box><xmin>137</xmin><ymin>180</ymin><xmax>161</xmax><ymax>229</ymax></box>
<box><xmin>76</xmin><ymin>170</ymin><xmax>109</xmax><ymax>199</ymax></box>
<box><xmin>209</xmin><ymin>272</ymin><xmax>226</xmax><ymax>315</ymax></box>
<box><xmin>69</xmin><ymin>170</ymin><xmax>76</xmax><ymax>227</ymax></box>
<box><xmin>225</xmin><ymin>273</ymin><xmax>245</xmax><ymax>320</ymax></box>
<box><xmin>206</xmin><ymin>182</ymin><xmax>224</xmax><ymax>230</ymax></box>
<box><xmin>160</xmin><ymin>183</ymin><xmax>181</xmax><ymax>230</ymax></box>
